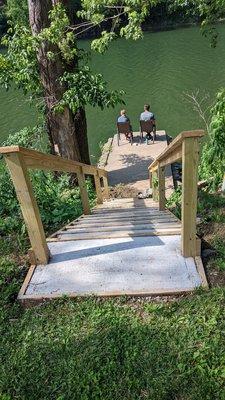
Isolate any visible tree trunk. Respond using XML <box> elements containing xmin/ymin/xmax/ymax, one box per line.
<box><xmin>28</xmin><ymin>0</ymin><xmax>90</xmax><ymax>164</ymax></box>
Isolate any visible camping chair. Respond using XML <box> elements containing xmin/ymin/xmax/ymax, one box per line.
<box><xmin>140</xmin><ymin>120</ymin><xmax>156</xmax><ymax>144</ymax></box>
<box><xmin>117</xmin><ymin>122</ymin><xmax>133</xmax><ymax>146</ymax></box>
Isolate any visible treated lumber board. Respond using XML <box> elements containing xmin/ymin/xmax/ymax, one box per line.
<box><xmin>159</xmin><ymin>149</ymin><xmax>182</xmax><ymax>168</ymax></box>
<box><xmin>0</xmin><ymin>145</ymin><xmax>106</xmax><ymax>176</ymax></box>
<box><xmin>94</xmin><ymin>172</ymin><xmax>103</xmax><ymax>204</ymax></box>
<box><xmin>77</xmin><ymin>168</ymin><xmax>90</xmax><ymax>215</ymax></box>
<box><xmin>18</xmin><ymin>287</ymin><xmax>196</xmax><ymax>305</ymax></box>
<box><xmin>18</xmin><ymin>265</ymin><xmax>36</xmax><ymax>297</ymax></box>
<box><xmin>195</xmin><ymin>257</ymin><xmax>208</xmax><ymax>288</ymax></box>
<box><xmin>5</xmin><ymin>153</ymin><xmax>50</xmax><ymax>264</ymax></box>
<box><xmin>70</xmin><ymin>218</ymin><xmax>179</xmax><ymax>227</ymax></box>
<box><xmin>158</xmin><ymin>166</ymin><xmax>166</xmax><ymax>211</ymax></box>
<box><xmin>92</xmin><ymin>207</ymin><xmax>159</xmax><ymax>214</ymax></box>
<box><xmin>61</xmin><ymin>222</ymin><xmax>181</xmax><ymax>234</ymax></box>
<box><xmin>102</xmin><ymin>176</ymin><xmax>109</xmax><ymax>199</ymax></box>
<box><xmin>181</xmin><ymin>137</ymin><xmax>199</xmax><ymax>257</ymax></box>
<box><xmin>92</xmin><ymin>207</ymin><xmax>167</xmax><ymax>214</ymax></box>
<box><xmin>85</xmin><ymin>211</ymin><xmax>172</xmax><ymax>220</ymax></box>
<box><xmin>149</xmin><ymin>130</ymin><xmax>204</xmax><ymax>171</ymax></box>
<box><xmin>56</xmin><ymin>228</ymin><xmax>181</xmax><ymax>240</ymax></box>
<box><xmin>96</xmin><ymin>203</ymin><xmax>159</xmax><ymax>210</ymax></box>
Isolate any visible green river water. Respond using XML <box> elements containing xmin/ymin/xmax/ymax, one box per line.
<box><xmin>1</xmin><ymin>24</ymin><xmax>225</xmax><ymax>161</ymax></box>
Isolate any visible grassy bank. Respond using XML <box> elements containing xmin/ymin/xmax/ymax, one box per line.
<box><xmin>0</xmin><ymin>282</ymin><xmax>225</xmax><ymax>399</ymax></box>
<box><xmin>0</xmin><ymin>129</ymin><xmax>225</xmax><ymax>400</ymax></box>
<box><xmin>0</xmin><ymin>189</ymin><xmax>224</xmax><ymax>399</ymax></box>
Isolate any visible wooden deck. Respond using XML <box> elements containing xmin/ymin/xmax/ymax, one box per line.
<box><xmin>105</xmin><ymin>130</ymin><xmax>173</xmax><ymax>195</ymax></box>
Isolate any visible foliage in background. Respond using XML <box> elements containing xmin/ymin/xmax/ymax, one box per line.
<box><xmin>199</xmin><ymin>89</ymin><xmax>225</xmax><ymax>189</ymax></box>
<box><xmin>0</xmin><ymin>126</ymin><xmax>96</xmax><ymax>244</ymax></box>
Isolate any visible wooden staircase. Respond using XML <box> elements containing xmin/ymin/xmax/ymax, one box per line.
<box><xmin>50</xmin><ymin>198</ymin><xmax>181</xmax><ymax>242</ymax></box>
<box><xmin>0</xmin><ymin>130</ymin><xmax>208</xmax><ymax>305</ymax></box>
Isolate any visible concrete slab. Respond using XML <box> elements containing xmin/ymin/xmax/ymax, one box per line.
<box><xmin>25</xmin><ymin>236</ymin><xmax>202</xmax><ymax>297</ymax></box>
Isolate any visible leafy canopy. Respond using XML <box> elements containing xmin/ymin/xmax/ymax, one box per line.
<box><xmin>0</xmin><ymin>0</ymin><xmax>160</xmax><ymax>114</ymax></box>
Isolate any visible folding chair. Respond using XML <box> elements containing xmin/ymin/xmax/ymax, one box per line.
<box><xmin>117</xmin><ymin>122</ymin><xmax>133</xmax><ymax>146</ymax></box>
<box><xmin>140</xmin><ymin>120</ymin><xmax>156</xmax><ymax>144</ymax></box>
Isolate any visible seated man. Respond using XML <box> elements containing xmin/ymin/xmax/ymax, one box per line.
<box><xmin>140</xmin><ymin>104</ymin><xmax>156</xmax><ymax>141</ymax></box>
<box><xmin>117</xmin><ymin>109</ymin><xmax>133</xmax><ymax>140</ymax></box>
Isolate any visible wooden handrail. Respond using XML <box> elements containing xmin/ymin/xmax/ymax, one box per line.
<box><xmin>0</xmin><ymin>146</ymin><xmax>109</xmax><ymax>265</ymax></box>
<box><xmin>149</xmin><ymin>130</ymin><xmax>204</xmax><ymax>172</ymax></box>
<box><xmin>0</xmin><ymin>146</ymin><xmax>107</xmax><ymax>177</ymax></box>
<box><xmin>148</xmin><ymin>130</ymin><xmax>205</xmax><ymax>258</ymax></box>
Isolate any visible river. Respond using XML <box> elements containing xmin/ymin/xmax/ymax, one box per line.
<box><xmin>1</xmin><ymin>24</ymin><xmax>225</xmax><ymax>161</ymax></box>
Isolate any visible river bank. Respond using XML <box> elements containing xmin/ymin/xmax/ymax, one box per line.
<box><xmin>1</xmin><ymin>23</ymin><xmax>225</xmax><ymax>160</ymax></box>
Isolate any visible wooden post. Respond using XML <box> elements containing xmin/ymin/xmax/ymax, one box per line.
<box><xmin>4</xmin><ymin>152</ymin><xmax>50</xmax><ymax>264</ymax></box>
<box><xmin>77</xmin><ymin>167</ymin><xmax>91</xmax><ymax>215</ymax></box>
<box><xmin>158</xmin><ymin>166</ymin><xmax>166</xmax><ymax>211</ymax></box>
<box><xmin>94</xmin><ymin>171</ymin><xmax>103</xmax><ymax>204</ymax></box>
<box><xmin>152</xmin><ymin>170</ymin><xmax>158</xmax><ymax>202</ymax></box>
<box><xmin>181</xmin><ymin>137</ymin><xmax>199</xmax><ymax>257</ymax></box>
<box><xmin>102</xmin><ymin>175</ymin><xmax>109</xmax><ymax>199</ymax></box>
<box><xmin>149</xmin><ymin>170</ymin><xmax>152</xmax><ymax>189</ymax></box>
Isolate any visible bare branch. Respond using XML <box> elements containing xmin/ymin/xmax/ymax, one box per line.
<box><xmin>183</xmin><ymin>90</ymin><xmax>214</xmax><ymax>133</ymax></box>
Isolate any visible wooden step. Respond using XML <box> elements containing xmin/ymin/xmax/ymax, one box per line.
<box><xmin>55</xmin><ymin>227</ymin><xmax>181</xmax><ymax>241</ymax></box>
<box><xmin>71</xmin><ymin>217</ymin><xmax>179</xmax><ymax>228</ymax></box>
<box><xmin>63</xmin><ymin>222</ymin><xmax>181</xmax><ymax>234</ymax></box>
<box><xmin>92</xmin><ymin>207</ymin><xmax>159</xmax><ymax>214</ymax></box>
<box><xmin>81</xmin><ymin>211</ymin><xmax>171</xmax><ymax>221</ymax></box>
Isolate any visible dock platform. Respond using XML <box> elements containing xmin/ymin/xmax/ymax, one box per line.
<box><xmin>105</xmin><ymin>130</ymin><xmax>173</xmax><ymax>195</ymax></box>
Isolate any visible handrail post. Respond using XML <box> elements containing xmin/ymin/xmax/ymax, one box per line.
<box><xmin>94</xmin><ymin>171</ymin><xmax>103</xmax><ymax>204</ymax></box>
<box><xmin>181</xmin><ymin>137</ymin><xmax>199</xmax><ymax>257</ymax></box>
<box><xmin>102</xmin><ymin>174</ymin><xmax>109</xmax><ymax>199</ymax></box>
<box><xmin>152</xmin><ymin>170</ymin><xmax>158</xmax><ymax>202</ymax></box>
<box><xmin>158</xmin><ymin>165</ymin><xmax>166</xmax><ymax>211</ymax></box>
<box><xmin>4</xmin><ymin>152</ymin><xmax>50</xmax><ymax>264</ymax></box>
<box><xmin>77</xmin><ymin>167</ymin><xmax>91</xmax><ymax>215</ymax></box>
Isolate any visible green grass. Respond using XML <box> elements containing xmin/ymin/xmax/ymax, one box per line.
<box><xmin>0</xmin><ymin>279</ymin><xmax>225</xmax><ymax>400</ymax></box>
<box><xmin>0</xmin><ymin>129</ymin><xmax>224</xmax><ymax>399</ymax></box>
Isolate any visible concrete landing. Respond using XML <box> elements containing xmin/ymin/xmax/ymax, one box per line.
<box><xmin>105</xmin><ymin>130</ymin><xmax>173</xmax><ymax>194</ymax></box>
<box><xmin>21</xmin><ymin>236</ymin><xmax>202</xmax><ymax>300</ymax></box>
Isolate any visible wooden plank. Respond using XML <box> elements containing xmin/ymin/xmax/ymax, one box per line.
<box><xmin>195</xmin><ymin>257</ymin><xmax>208</xmax><ymax>288</ymax></box>
<box><xmin>181</xmin><ymin>137</ymin><xmax>199</xmax><ymax>257</ymax></box>
<box><xmin>56</xmin><ymin>228</ymin><xmax>181</xmax><ymax>240</ymax></box>
<box><xmin>71</xmin><ymin>217</ymin><xmax>179</xmax><ymax>227</ymax></box>
<box><xmin>77</xmin><ymin>167</ymin><xmax>91</xmax><ymax>215</ymax></box>
<box><xmin>18</xmin><ymin>286</ymin><xmax>196</xmax><ymax>306</ymax></box>
<box><xmin>149</xmin><ymin>130</ymin><xmax>204</xmax><ymax>171</ymax></box>
<box><xmin>82</xmin><ymin>211</ymin><xmax>172</xmax><ymax>220</ymax></box>
<box><xmin>102</xmin><ymin>175</ymin><xmax>110</xmax><ymax>199</ymax></box>
<box><xmin>4</xmin><ymin>153</ymin><xmax>50</xmax><ymax>264</ymax></box>
<box><xmin>92</xmin><ymin>206</ymin><xmax>159</xmax><ymax>214</ymax></box>
<box><xmin>94</xmin><ymin>172</ymin><xmax>103</xmax><ymax>204</ymax></box>
<box><xmin>158</xmin><ymin>166</ymin><xmax>166</xmax><ymax>211</ymax></box>
<box><xmin>18</xmin><ymin>265</ymin><xmax>36</xmax><ymax>297</ymax></box>
<box><xmin>61</xmin><ymin>222</ymin><xmax>181</xmax><ymax>234</ymax></box>
<box><xmin>159</xmin><ymin>149</ymin><xmax>182</xmax><ymax>168</ymax></box>
<box><xmin>151</xmin><ymin>169</ymin><xmax>158</xmax><ymax>202</ymax></box>
<box><xmin>0</xmin><ymin>145</ymin><xmax>106</xmax><ymax>177</ymax></box>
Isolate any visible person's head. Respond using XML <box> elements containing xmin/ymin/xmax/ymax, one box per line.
<box><xmin>120</xmin><ymin>109</ymin><xmax>126</xmax><ymax>116</ymax></box>
<box><xmin>144</xmin><ymin>104</ymin><xmax>150</xmax><ymax>111</ymax></box>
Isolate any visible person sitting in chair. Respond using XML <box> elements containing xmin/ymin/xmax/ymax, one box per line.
<box><xmin>140</xmin><ymin>104</ymin><xmax>156</xmax><ymax>141</ymax></box>
<box><xmin>117</xmin><ymin>109</ymin><xmax>133</xmax><ymax>140</ymax></box>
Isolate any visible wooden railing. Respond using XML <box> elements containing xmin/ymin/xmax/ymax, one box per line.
<box><xmin>149</xmin><ymin>130</ymin><xmax>205</xmax><ymax>258</ymax></box>
<box><xmin>0</xmin><ymin>146</ymin><xmax>109</xmax><ymax>265</ymax></box>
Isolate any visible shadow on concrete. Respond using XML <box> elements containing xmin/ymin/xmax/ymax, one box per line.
<box><xmin>50</xmin><ymin>236</ymin><xmax>166</xmax><ymax>264</ymax></box>
<box><xmin>108</xmin><ymin>153</ymin><xmax>154</xmax><ymax>185</ymax></box>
